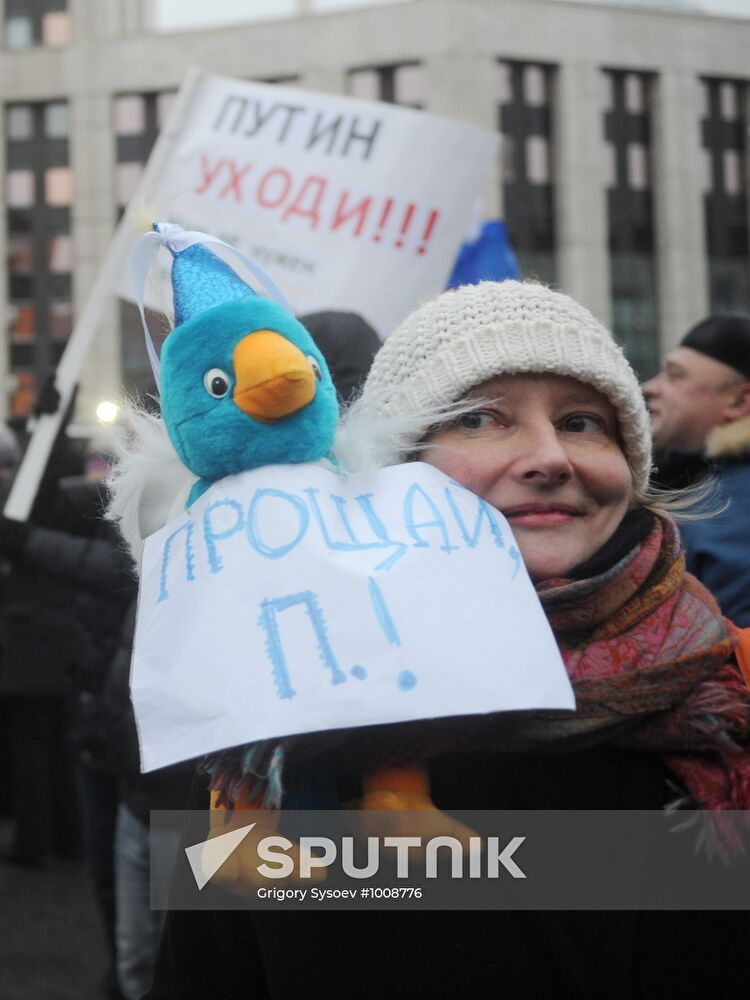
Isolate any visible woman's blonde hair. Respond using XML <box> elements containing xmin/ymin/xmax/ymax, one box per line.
<box><xmin>631</xmin><ymin>474</ymin><xmax>725</xmax><ymax>523</ymax></box>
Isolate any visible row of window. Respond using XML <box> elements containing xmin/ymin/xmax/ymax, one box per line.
<box><xmin>3</xmin><ymin>0</ymin><xmax>71</xmax><ymax>413</ymax></box>
<box><xmin>3</xmin><ymin>0</ymin><xmax>69</xmax><ymax>50</ymax></box>
<box><xmin>350</xmin><ymin>62</ymin><xmax>748</xmax><ymax>377</ymax></box>
<box><xmin>4</xmin><ymin>60</ymin><xmax>749</xmax><ymax>412</ymax></box>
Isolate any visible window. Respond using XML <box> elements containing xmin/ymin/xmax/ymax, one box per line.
<box><xmin>115</xmin><ymin>95</ymin><xmax>146</xmax><ymax>137</ymax></box>
<box><xmin>9</xmin><ymin>372</ymin><xmax>36</xmax><ymax>417</ymax></box>
<box><xmin>4</xmin><ymin>1</ymin><xmax>69</xmax><ymax>50</ymax></box>
<box><xmin>44</xmin><ymin>102</ymin><xmax>69</xmax><ymax>139</ymax></box>
<box><xmin>8</xmin><ymin>235</ymin><xmax>34</xmax><ymax>273</ymax></box>
<box><xmin>157</xmin><ymin>91</ymin><xmax>177</xmax><ymax>128</ymax></box>
<box><xmin>49</xmin><ymin>301</ymin><xmax>73</xmax><ymax>340</ymax></box>
<box><xmin>44</xmin><ymin>166</ymin><xmax>73</xmax><ymax>206</ymax></box>
<box><xmin>6</xmin><ymin>170</ymin><xmax>35</xmax><ymax>208</ymax></box>
<box><xmin>701</xmin><ymin>77</ymin><xmax>749</xmax><ymax>314</ymax></box>
<box><xmin>603</xmin><ymin>70</ymin><xmax>659</xmax><ymax>379</ymax></box>
<box><xmin>4</xmin><ymin>16</ymin><xmax>32</xmax><ymax>49</ymax></box>
<box><xmin>4</xmin><ymin>99</ymin><xmax>72</xmax><ymax>414</ymax></box>
<box><xmin>114</xmin><ymin>89</ymin><xmax>175</xmax><ymax>190</ymax></box>
<box><xmin>41</xmin><ymin>10</ymin><xmax>71</xmax><ymax>47</ymax></box>
<box><xmin>10</xmin><ymin>304</ymin><xmax>35</xmax><ymax>340</ymax></box>
<box><xmin>7</xmin><ymin>106</ymin><xmax>34</xmax><ymax>141</ymax></box>
<box><xmin>498</xmin><ymin>60</ymin><xmax>556</xmax><ymax>285</ymax></box>
<box><xmin>48</xmin><ymin>234</ymin><xmax>72</xmax><ymax>272</ymax></box>
<box><xmin>347</xmin><ymin>69</ymin><xmax>379</xmax><ymax>102</ymax></box>
<box><xmin>8</xmin><ymin>234</ymin><xmax>35</xmax><ymax>299</ymax></box>
<box><xmin>347</xmin><ymin>63</ymin><xmax>424</xmax><ymax>109</ymax></box>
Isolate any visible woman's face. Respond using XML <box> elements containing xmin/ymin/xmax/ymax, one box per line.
<box><xmin>423</xmin><ymin>373</ymin><xmax>632</xmax><ymax>582</ymax></box>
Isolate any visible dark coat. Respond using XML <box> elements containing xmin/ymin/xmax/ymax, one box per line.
<box><xmin>0</xmin><ymin>476</ymin><xmax>82</xmax><ymax>698</ymax></box>
<box><xmin>679</xmin><ymin>416</ymin><xmax>750</xmax><ymax>627</ymax></box>
<box><xmin>0</xmin><ymin>555</ymin><xmax>79</xmax><ymax>697</ymax></box>
<box><xmin>147</xmin><ymin>749</ymin><xmax>738</xmax><ymax>1000</ymax></box>
<box><xmin>95</xmin><ymin>598</ymin><xmax>195</xmax><ymax>814</ymax></box>
<box><xmin>0</xmin><ymin>479</ymin><xmax>137</xmax><ymax>764</ymax></box>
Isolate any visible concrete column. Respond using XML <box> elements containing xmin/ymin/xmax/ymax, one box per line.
<box><xmin>69</xmin><ymin>88</ymin><xmax>121</xmax><ymax>424</ymax></box>
<box><xmin>652</xmin><ymin>69</ymin><xmax>708</xmax><ymax>354</ymax></box>
<box><xmin>120</xmin><ymin>0</ymin><xmax>152</xmax><ymax>36</ymax></box>
<box><xmin>0</xmin><ymin>103</ymin><xmax>8</xmax><ymax>421</ymax></box>
<box><xmin>423</xmin><ymin>51</ymin><xmax>501</xmax><ymax>219</ymax></box>
<box><xmin>70</xmin><ymin>0</ymin><xmax>149</xmax><ymax>40</ymax></box>
<box><xmin>69</xmin><ymin>0</ymin><xmax>108</xmax><ymax>40</ymax></box>
<box><xmin>300</xmin><ymin>66</ymin><xmax>347</xmax><ymax>96</ymax></box>
<box><xmin>554</xmin><ymin>59</ymin><xmax>611</xmax><ymax>325</ymax></box>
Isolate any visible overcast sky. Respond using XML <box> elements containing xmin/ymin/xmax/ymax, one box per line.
<box><xmin>153</xmin><ymin>0</ymin><xmax>750</xmax><ymax>32</ymax></box>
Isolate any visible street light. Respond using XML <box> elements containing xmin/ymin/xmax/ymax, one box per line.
<box><xmin>96</xmin><ymin>399</ymin><xmax>120</xmax><ymax>425</ymax></box>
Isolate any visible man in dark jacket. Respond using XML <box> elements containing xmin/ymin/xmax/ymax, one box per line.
<box><xmin>644</xmin><ymin>314</ymin><xmax>750</xmax><ymax>625</ymax></box>
<box><xmin>0</xmin><ymin>430</ymin><xmax>88</xmax><ymax>867</ymax></box>
<box><xmin>0</xmin><ymin>471</ymin><xmax>136</xmax><ymax>999</ymax></box>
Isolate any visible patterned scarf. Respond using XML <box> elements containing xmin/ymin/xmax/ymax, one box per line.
<box><xmin>535</xmin><ymin>513</ymin><xmax>750</xmax><ymax>811</ymax></box>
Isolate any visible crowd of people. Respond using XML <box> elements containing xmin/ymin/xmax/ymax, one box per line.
<box><xmin>1</xmin><ymin>282</ymin><xmax>749</xmax><ymax>999</ymax></box>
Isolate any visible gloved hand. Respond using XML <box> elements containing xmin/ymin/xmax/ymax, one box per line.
<box><xmin>0</xmin><ymin>514</ymin><xmax>30</xmax><ymax>559</ymax></box>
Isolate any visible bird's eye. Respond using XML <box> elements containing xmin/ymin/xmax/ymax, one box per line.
<box><xmin>306</xmin><ymin>355</ymin><xmax>322</xmax><ymax>382</ymax></box>
<box><xmin>203</xmin><ymin>368</ymin><xmax>231</xmax><ymax>399</ymax></box>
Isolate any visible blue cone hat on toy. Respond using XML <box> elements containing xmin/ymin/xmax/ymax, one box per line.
<box><xmin>132</xmin><ymin>222</ymin><xmax>293</xmax><ymax>385</ymax></box>
<box><xmin>167</xmin><ymin>240</ymin><xmax>258</xmax><ymax>326</ymax></box>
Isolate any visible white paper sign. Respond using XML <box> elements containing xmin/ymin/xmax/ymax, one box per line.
<box><xmin>118</xmin><ymin>72</ymin><xmax>499</xmax><ymax>337</ymax></box>
<box><xmin>132</xmin><ymin>463</ymin><xmax>574</xmax><ymax>772</ymax></box>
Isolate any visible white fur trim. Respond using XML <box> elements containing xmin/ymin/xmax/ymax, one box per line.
<box><xmin>105</xmin><ymin>406</ymin><xmax>197</xmax><ymax>568</ymax></box>
<box><xmin>705</xmin><ymin>414</ymin><xmax>750</xmax><ymax>460</ymax></box>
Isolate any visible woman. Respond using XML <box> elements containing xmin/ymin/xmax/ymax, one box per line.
<box><xmin>149</xmin><ymin>281</ymin><xmax>749</xmax><ymax>999</ymax></box>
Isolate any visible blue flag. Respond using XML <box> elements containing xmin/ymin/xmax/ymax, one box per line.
<box><xmin>447</xmin><ymin>220</ymin><xmax>521</xmax><ymax>289</ymax></box>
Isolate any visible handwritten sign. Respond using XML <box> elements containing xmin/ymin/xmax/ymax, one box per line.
<box><xmin>118</xmin><ymin>72</ymin><xmax>499</xmax><ymax>337</ymax></box>
<box><xmin>132</xmin><ymin>463</ymin><xmax>574</xmax><ymax>772</ymax></box>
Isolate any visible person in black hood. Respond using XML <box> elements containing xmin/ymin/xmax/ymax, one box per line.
<box><xmin>0</xmin><ymin>411</ymin><xmax>87</xmax><ymax>869</ymax></box>
<box><xmin>299</xmin><ymin>310</ymin><xmax>381</xmax><ymax>403</ymax></box>
<box><xmin>0</xmin><ymin>385</ymin><xmax>137</xmax><ymax>1000</ymax></box>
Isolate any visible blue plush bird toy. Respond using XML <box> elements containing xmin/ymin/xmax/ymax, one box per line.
<box><xmin>142</xmin><ymin>224</ymin><xmax>339</xmax><ymax>508</ymax></box>
<box><xmin>128</xmin><ymin>223</ymin><xmax>442</xmax><ymax>824</ymax></box>
<box><xmin>129</xmin><ymin>223</ymin><xmax>343</xmax><ymax>809</ymax></box>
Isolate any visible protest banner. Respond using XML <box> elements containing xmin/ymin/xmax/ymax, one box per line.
<box><xmin>5</xmin><ymin>69</ymin><xmax>498</xmax><ymax>521</ymax></box>
<box><xmin>132</xmin><ymin>462</ymin><xmax>573</xmax><ymax>772</ymax></box>
<box><xmin>119</xmin><ymin>71</ymin><xmax>500</xmax><ymax>337</ymax></box>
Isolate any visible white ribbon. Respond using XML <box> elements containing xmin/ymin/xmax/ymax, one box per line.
<box><xmin>131</xmin><ymin>223</ymin><xmax>293</xmax><ymax>392</ymax></box>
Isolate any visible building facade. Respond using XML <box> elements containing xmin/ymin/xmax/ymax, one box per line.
<box><xmin>1</xmin><ymin>0</ymin><xmax>749</xmax><ymax>422</ymax></box>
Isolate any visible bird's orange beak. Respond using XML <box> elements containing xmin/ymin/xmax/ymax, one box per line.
<box><xmin>232</xmin><ymin>329</ymin><xmax>316</xmax><ymax>423</ymax></box>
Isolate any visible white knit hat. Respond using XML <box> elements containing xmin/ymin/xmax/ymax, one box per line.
<box><xmin>356</xmin><ymin>281</ymin><xmax>652</xmax><ymax>493</ymax></box>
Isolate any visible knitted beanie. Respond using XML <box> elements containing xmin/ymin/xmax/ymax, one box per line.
<box><xmin>357</xmin><ymin>281</ymin><xmax>653</xmax><ymax>493</ymax></box>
